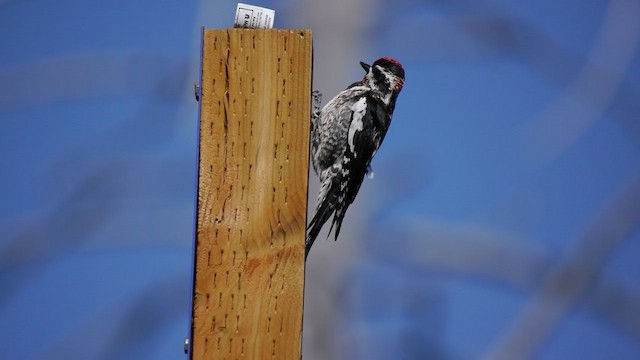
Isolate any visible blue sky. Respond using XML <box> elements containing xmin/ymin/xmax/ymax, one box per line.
<box><xmin>1</xmin><ymin>0</ymin><xmax>639</xmax><ymax>359</ymax></box>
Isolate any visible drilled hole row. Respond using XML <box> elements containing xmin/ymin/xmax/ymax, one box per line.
<box><xmin>207</xmin><ymin>241</ymin><xmax>250</xmax><ymax>264</ymax></box>
<box><xmin>203</xmin><ymin>334</ymin><xmax>247</xmax><ymax>356</ymax></box>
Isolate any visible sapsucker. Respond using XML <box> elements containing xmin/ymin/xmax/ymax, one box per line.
<box><xmin>306</xmin><ymin>57</ymin><xmax>405</xmax><ymax>258</ymax></box>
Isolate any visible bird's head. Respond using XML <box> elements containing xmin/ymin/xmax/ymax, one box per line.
<box><xmin>360</xmin><ymin>57</ymin><xmax>405</xmax><ymax>94</ymax></box>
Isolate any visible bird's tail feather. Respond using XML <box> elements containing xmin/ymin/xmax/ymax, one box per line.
<box><xmin>305</xmin><ymin>179</ymin><xmax>339</xmax><ymax>259</ymax></box>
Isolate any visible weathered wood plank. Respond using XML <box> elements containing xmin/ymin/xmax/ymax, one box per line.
<box><xmin>191</xmin><ymin>29</ymin><xmax>312</xmax><ymax>359</ymax></box>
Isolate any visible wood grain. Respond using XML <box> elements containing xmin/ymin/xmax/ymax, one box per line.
<box><xmin>191</xmin><ymin>29</ymin><xmax>312</xmax><ymax>359</ymax></box>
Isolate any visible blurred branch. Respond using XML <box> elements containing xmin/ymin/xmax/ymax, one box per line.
<box><xmin>0</xmin><ymin>59</ymin><xmax>189</xmax><ymax>303</ymax></box>
<box><xmin>369</xmin><ymin>221</ymin><xmax>551</xmax><ymax>289</ymax></box>
<box><xmin>0</xmin><ymin>161</ymin><xmax>129</xmax><ymax>306</ymax></box>
<box><xmin>97</xmin><ymin>273</ymin><xmax>188</xmax><ymax>360</ymax></box>
<box><xmin>0</xmin><ymin>162</ymin><xmax>125</xmax><ymax>269</ymax></box>
<box><xmin>365</xmin><ymin>201</ymin><xmax>640</xmax><ymax>349</ymax></box>
<box><xmin>586</xmin><ymin>282</ymin><xmax>640</xmax><ymax>342</ymax></box>
<box><xmin>518</xmin><ymin>0</ymin><xmax>640</xmax><ymax>166</ymax></box>
<box><xmin>484</xmin><ymin>175</ymin><xmax>640</xmax><ymax>359</ymax></box>
<box><xmin>0</xmin><ymin>52</ymin><xmax>186</xmax><ymax>113</ymax></box>
<box><xmin>32</xmin><ymin>273</ymin><xmax>188</xmax><ymax>359</ymax></box>
<box><xmin>385</xmin><ymin>0</ymin><xmax>640</xmax><ymax>149</ymax></box>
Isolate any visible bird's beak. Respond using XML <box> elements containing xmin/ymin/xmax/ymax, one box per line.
<box><xmin>360</xmin><ymin>61</ymin><xmax>371</xmax><ymax>73</ymax></box>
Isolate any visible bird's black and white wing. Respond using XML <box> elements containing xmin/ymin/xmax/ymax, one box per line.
<box><xmin>306</xmin><ymin>92</ymin><xmax>390</xmax><ymax>257</ymax></box>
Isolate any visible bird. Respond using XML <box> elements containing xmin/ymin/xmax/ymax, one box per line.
<box><xmin>306</xmin><ymin>57</ymin><xmax>405</xmax><ymax>259</ymax></box>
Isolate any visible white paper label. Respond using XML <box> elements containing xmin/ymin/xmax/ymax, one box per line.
<box><xmin>234</xmin><ymin>3</ymin><xmax>275</xmax><ymax>29</ymax></box>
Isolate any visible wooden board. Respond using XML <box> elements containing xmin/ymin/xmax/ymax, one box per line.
<box><xmin>190</xmin><ymin>29</ymin><xmax>312</xmax><ymax>359</ymax></box>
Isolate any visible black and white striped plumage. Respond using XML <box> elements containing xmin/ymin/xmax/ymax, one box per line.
<box><xmin>306</xmin><ymin>57</ymin><xmax>405</xmax><ymax>258</ymax></box>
